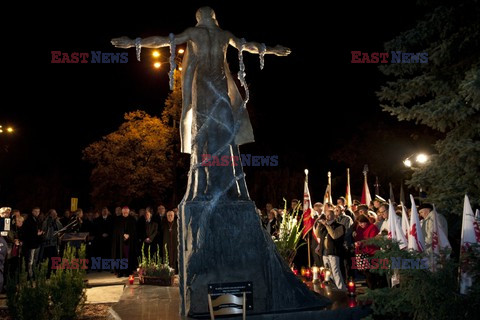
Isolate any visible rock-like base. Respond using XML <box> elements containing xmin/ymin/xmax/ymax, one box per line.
<box><xmin>178</xmin><ymin>200</ymin><xmax>330</xmax><ymax>317</ymax></box>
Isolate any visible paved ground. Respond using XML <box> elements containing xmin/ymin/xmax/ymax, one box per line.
<box><xmin>108</xmin><ymin>276</ymin><xmax>370</xmax><ymax>320</ymax></box>
<box><xmin>85</xmin><ymin>271</ymin><xmax>127</xmax><ymax>304</ymax></box>
<box><xmin>0</xmin><ymin>272</ymin><xmax>371</xmax><ymax>319</ymax></box>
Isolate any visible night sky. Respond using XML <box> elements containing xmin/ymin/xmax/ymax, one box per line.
<box><xmin>1</xmin><ymin>1</ymin><xmax>437</xmax><ymax>210</ymax></box>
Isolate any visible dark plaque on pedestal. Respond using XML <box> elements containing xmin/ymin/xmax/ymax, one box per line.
<box><xmin>208</xmin><ymin>282</ymin><xmax>253</xmax><ymax>310</ymax></box>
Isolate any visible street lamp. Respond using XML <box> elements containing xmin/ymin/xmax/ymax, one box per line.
<box><xmin>151</xmin><ymin>48</ymin><xmax>185</xmax><ymax>70</ymax></box>
<box><xmin>403</xmin><ymin>153</ymin><xmax>429</xmax><ymax>168</ymax></box>
<box><xmin>402</xmin><ymin>152</ymin><xmax>430</xmax><ymax>204</ymax></box>
<box><xmin>0</xmin><ymin>125</ymin><xmax>14</xmax><ymax>134</ymax></box>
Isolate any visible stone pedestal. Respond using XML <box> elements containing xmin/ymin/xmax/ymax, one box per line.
<box><xmin>178</xmin><ymin>200</ymin><xmax>330</xmax><ymax>317</ymax></box>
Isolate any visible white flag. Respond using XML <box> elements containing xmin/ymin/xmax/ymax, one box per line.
<box><xmin>401</xmin><ymin>202</ymin><xmax>410</xmax><ymax>239</ymax></box>
<box><xmin>408</xmin><ymin>195</ymin><xmax>425</xmax><ymax>252</ymax></box>
<box><xmin>460</xmin><ymin>195</ymin><xmax>480</xmax><ymax>294</ymax></box>
<box><xmin>388</xmin><ymin>201</ymin><xmax>407</xmax><ymax>249</ymax></box>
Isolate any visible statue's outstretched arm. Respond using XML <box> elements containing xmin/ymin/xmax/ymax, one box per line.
<box><xmin>111</xmin><ymin>29</ymin><xmax>193</xmax><ymax>49</ymax></box>
<box><xmin>228</xmin><ymin>33</ymin><xmax>291</xmax><ymax>56</ymax></box>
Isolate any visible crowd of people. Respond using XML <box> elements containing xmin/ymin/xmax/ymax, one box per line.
<box><xmin>0</xmin><ymin>204</ymin><xmax>179</xmax><ymax>290</ymax></box>
<box><xmin>260</xmin><ymin>196</ymin><xmax>449</xmax><ymax>291</ymax></box>
<box><xmin>0</xmin><ymin>195</ymin><xmax>452</xmax><ymax>293</ymax></box>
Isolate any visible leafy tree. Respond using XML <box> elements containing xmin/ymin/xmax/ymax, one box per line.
<box><xmin>83</xmin><ymin>110</ymin><xmax>173</xmax><ymax>206</ymax></box>
<box><xmin>377</xmin><ymin>0</ymin><xmax>480</xmax><ymax>214</ymax></box>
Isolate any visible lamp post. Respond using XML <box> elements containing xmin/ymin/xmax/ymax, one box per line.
<box><xmin>0</xmin><ymin>125</ymin><xmax>14</xmax><ymax>134</ymax></box>
<box><xmin>403</xmin><ymin>153</ymin><xmax>429</xmax><ymax>168</ymax></box>
<box><xmin>402</xmin><ymin>152</ymin><xmax>430</xmax><ymax>204</ymax></box>
<box><xmin>150</xmin><ymin>48</ymin><xmax>184</xmax><ymax>70</ymax></box>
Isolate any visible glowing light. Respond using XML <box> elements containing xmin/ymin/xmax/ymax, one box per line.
<box><xmin>178</xmin><ymin>48</ymin><xmax>185</xmax><ymax>54</ymax></box>
<box><xmin>416</xmin><ymin>153</ymin><xmax>428</xmax><ymax>164</ymax></box>
<box><xmin>403</xmin><ymin>159</ymin><xmax>412</xmax><ymax>167</ymax></box>
<box><xmin>152</xmin><ymin>51</ymin><xmax>160</xmax><ymax>58</ymax></box>
<box><xmin>304</xmin><ymin>169</ymin><xmax>309</xmax><ymax>175</ymax></box>
<box><xmin>154</xmin><ymin>62</ymin><xmax>161</xmax><ymax>69</ymax></box>
<box><xmin>178</xmin><ymin>67</ymin><xmax>183</xmax><ymax>71</ymax></box>
<box><xmin>7</xmin><ymin>127</ymin><xmax>13</xmax><ymax>133</ymax></box>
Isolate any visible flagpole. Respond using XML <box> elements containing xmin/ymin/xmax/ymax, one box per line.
<box><xmin>307</xmin><ymin>237</ymin><xmax>311</xmax><ymax>268</ymax></box>
<box><xmin>304</xmin><ymin>169</ymin><xmax>311</xmax><ymax>268</ymax></box>
<box><xmin>346</xmin><ymin>168</ymin><xmax>352</xmax><ymax>209</ymax></box>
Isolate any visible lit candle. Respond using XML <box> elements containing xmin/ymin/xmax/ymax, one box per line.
<box><xmin>312</xmin><ymin>266</ymin><xmax>319</xmax><ymax>282</ymax></box>
<box><xmin>347</xmin><ymin>280</ymin><xmax>356</xmax><ymax>296</ymax></box>
<box><xmin>325</xmin><ymin>270</ymin><xmax>331</xmax><ymax>282</ymax></box>
<box><xmin>305</xmin><ymin>268</ymin><xmax>312</xmax><ymax>280</ymax></box>
<box><xmin>129</xmin><ymin>275</ymin><xmax>134</xmax><ymax>285</ymax></box>
<box><xmin>300</xmin><ymin>267</ymin><xmax>306</xmax><ymax>277</ymax></box>
<box><xmin>291</xmin><ymin>266</ymin><xmax>298</xmax><ymax>275</ymax></box>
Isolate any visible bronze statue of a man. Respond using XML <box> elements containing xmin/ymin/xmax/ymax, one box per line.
<box><xmin>112</xmin><ymin>7</ymin><xmax>290</xmax><ymax>201</ymax></box>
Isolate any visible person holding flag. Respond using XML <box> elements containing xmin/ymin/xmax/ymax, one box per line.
<box><xmin>418</xmin><ymin>203</ymin><xmax>448</xmax><ymax>253</ymax></box>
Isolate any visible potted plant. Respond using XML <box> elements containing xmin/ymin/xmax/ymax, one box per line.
<box><xmin>138</xmin><ymin>244</ymin><xmax>175</xmax><ymax>286</ymax></box>
<box><xmin>273</xmin><ymin>199</ymin><xmax>305</xmax><ymax>267</ymax></box>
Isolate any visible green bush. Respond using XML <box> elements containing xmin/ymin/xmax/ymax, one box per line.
<box><xmin>49</xmin><ymin>244</ymin><xmax>87</xmax><ymax>320</ymax></box>
<box><xmin>357</xmin><ymin>238</ymin><xmax>480</xmax><ymax>320</ymax></box>
<box><xmin>7</xmin><ymin>261</ymin><xmax>50</xmax><ymax>320</ymax></box>
<box><xmin>7</xmin><ymin>244</ymin><xmax>87</xmax><ymax>320</ymax></box>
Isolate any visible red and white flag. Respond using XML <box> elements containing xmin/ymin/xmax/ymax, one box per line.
<box><xmin>388</xmin><ymin>201</ymin><xmax>407</xmax><ymax>249</ymax></box>
<box><xmin>302</xmin><ymin>169</ymin><xmax>314</xmax><ymax>238</ymax></box>
<box><xmin>431</xmin><ymin>204</ymin><xmax>451</xmax><ymax>254</ymax></box>
<box><xmin>407</xmin><ymin>195</ymin><xmax>425</xmax><ymax>252</ymax></box>
<box><xmin>361</xmin><ymin>168</ymin><xmax>372</xmax><ymax>205</ymax></box>
<box><xmin>323</xmin><ymin>171</ymin><xmax>333</xmax><ymax>205</ymax></box>
<box><xmin>429</xmin><ymin>204</ymin><xmax>451</xmax><ymax>271</ymax></box>
<box><xmin>345</xmin><ymin>168</ymin><xmax>353</xmax><ymax>209</ymax></box>
<box><xmin>400</xmin><ymin>202</ymin><xmax>410</xmax><ymax>239</ymax></box>
<box><xmin>460</xmin><ymin>195</ymin><xmax>480</xmax><ymax>294</ymax></box>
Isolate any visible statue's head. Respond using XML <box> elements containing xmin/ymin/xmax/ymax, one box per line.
<box><xmin>196</xmin><ymin>7</ymin><xmax>219</xmax><ymax>26</ymax></box>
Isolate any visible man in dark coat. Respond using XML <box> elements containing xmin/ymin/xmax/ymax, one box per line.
<box><xmin>23</xmin><ymin>207</ymin><xmax>44</xmax><ymax>278</ymax></box>
<box><xmin>0</xmin><ymin>235</ymin><xmax>7</xmax><ymax>292</ymax></box>
<box><xmin>95</xmin><ymin>207</ymin><xmax>113</xmax><ymax>260</ymax></box>
<box><xmin>112</xmin><ymin>206</ymin><xmax>137</xmax><ymax>277</ymax></box>
<box><xmin>138</xmin><ymin>208</ymin><xmax>158</xmax><ymax>258</ymax></box>
<box><xmin>161</xmin><ymin>210</ymin><xmax>178</xmax><ymax>273</ymax></box>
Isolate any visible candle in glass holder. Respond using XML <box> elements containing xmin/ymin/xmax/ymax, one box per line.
<box><xmin>347</xmin><ymin>280</ymin><xmax>356</xmax><ymax>296</ymax></box>
<box><xmin>324</xmin><ymin>270</ymin><xmax>331</xmax><ymax>282</ymax></box>
<box><xmin>291</xmin><ymin>266</ymin><xmax>298</xmax><ymax>275</ymax></box>
<box><xmin>305</xmin><ymin>268</ymin><xmax>312</xmax><ymax>280</ymax></box>
<box><xmin>129</xmin><ymin>275</ymin><xmax>134</xmax><ymax>285</ymax></box>
<box><xmin>319</xmin><ymin>267</ymin><xmax>325</xmax><ymax>282</ymax></box>
<box><xmin>312</xmin><ymin>266</ymin><xmax>319</xmax><ymax>282</ymax></box>
<box><xmin>300</xmin><ymin>266</ymin><xmax>306</xmax><ymax>277</ymax></box>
